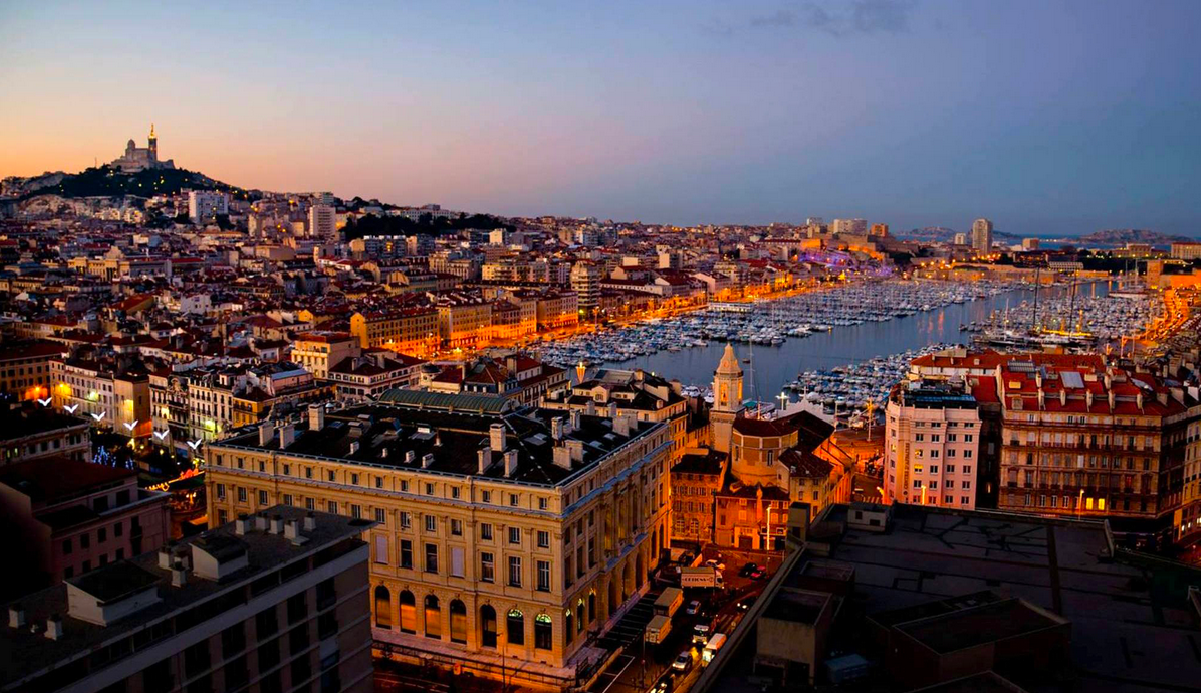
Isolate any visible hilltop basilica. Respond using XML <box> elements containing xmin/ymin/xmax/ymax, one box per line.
<box><xmin>110</xmin><ymin>124</ymin><xmax>175</xmax><ymax>173</ymax></box>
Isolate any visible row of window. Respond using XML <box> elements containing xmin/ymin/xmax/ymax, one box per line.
<box><xmin>374</xmin><ymin>536</ymin><xmax>554</xmax><ymax>591</ymax></box>
<box><xmin>374</xmin><ymin>588</ymin><xmax>581</xmax><ymax>651</ymax></box>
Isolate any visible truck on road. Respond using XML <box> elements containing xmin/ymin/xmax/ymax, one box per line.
<box><xmin>702</xmin><ymin>633</ymin><xmax>727</xmax><ymax>664</ymax></box>
<box><xmin>654</xmin><ymin>587</ymin><xmax>684</xmax><ymax>617</ymax></box>
<box><xmin>680</xmin><ymin>565</ymin><xmax>717</xmax><ymax>589</ymax></box>
<box><xmin>645</xmin><ymin>614</ymin><xmax>672</xmax><ymax>644</ymax></box>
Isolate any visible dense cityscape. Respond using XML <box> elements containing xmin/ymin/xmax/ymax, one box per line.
<box><xmin>3</xmin><ymin>3</ymin><xmax>1201</xmax><ymax>693</ymax></box>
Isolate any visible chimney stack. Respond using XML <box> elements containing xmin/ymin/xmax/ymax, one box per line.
<box><xmin>490</xmin><ymin>423</ymin><xmax>506</xmax><ymax>452</ymax></box>
<box><xmin>585</xmin><ymin>400</ymin><xmax>596</xmax><ymax>416</ymax></box>
<box><xmin>551</xmin><ymin>417</ymin><xmax>564</xmax><ymax>441</ymax></box>
<box><xmin>8</xmin><ymin>606</ymin><xmax>25</xmax><ymax>629</ymax></box>
<box><xmin>614</xmin><ymin>415</ymin><xmax>632</xmax><ymax>437</ymax></box>
<box><xmin>478</xmin><ymin>446</ymin><xmax>492</xmax><ymax>474</ymax></box>
<box><xmin>607</xmin><ymin>402</ymin><xmax>617</xmax><ymax>418</ymax></box>
<box><xmin>405</xmin><ymin>450</ymin><xmax>416</xmax><ymax>465</ymax></box>
<box><xmin>255</xmin><ymin>513</ymin><xmax>269</xmax><ymax>531</ymax></box>
<box><xmin>235</xmin><ymin>513</ymin><xmax>250</xmax><ymax>535</ymax></box>
<box><xmin>171</xmin><ymin>563</ymin><xmax>188</xmax><ymax>588</ymax></box>
<box><xmin>308</xmin><ymin>403</ymin><xmax>325</xmax><ymax>432</ymax></box>
<box><xmin>304</xmin><ymin>512</ymin><xmax>317</xmax><ymax>531</ymax></box>
<box><xmin>569</xmin><ymin>409</ymin><xmax>581</xmax><ymax>431</ymax></box>
<box><xmin>422</xmin><ymin>453</ymin><xmax>435</xmax><ymax>469</ymax></box>
<box><xmin>45</xmin><ymin>615</ymin><xmax>63</xmax><ymax>641</ymax></box>
<box><xmin>270</xmin><ymin>514</ymin><xmax>284</xmax><ymax>534</ymax></box>
<box><xmin>553</xmin><ymin>445</ymin><xmax>572</xmax><ymax>470</ymax></box>
<box><xmin>259</xmin><ymin>423</ymin><xmax>273</xmax><ymax>446</ymax></box>
<box><xmin>278</xmin><ymin>423</ymin><xmax>295</xmax><ymax>449</ymax></box>
<box><xmin>504</xmin><ymin>449</ymin><xmax>518</xmax><ymax>477</ymax></box>
<box><xmin>349</xmin><ymin>441</ymin><xmax>359</xmax><ymax>455</ymax></box>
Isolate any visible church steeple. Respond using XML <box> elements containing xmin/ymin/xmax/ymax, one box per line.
<box><xmin>711</xmin><ymin>343</ymin><xmax>744</xmax><ymax>453</ymax></box>
<box><xmin>147</xmin><ymin>123</ymin><xmax>157</xmax><ymax>160</ymax></box>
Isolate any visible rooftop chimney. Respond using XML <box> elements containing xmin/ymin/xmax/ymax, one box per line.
<box><xmin>349</xmin><ymin>441</ymin><xmax>359</xmax><ymax>455</ymax></box>
<box><xmin>422</xmin><ymin>453</ymin><xmax>435</xmax><ymax>469</ymax></box>
<box><xmin>270</xmin><ymin>514</ymin><xmax>284</xmax><ymax>534</ymax></box>
<box><xmin>585</xmin><ymin>400</ymin><xmax>596</xmax><ymax>416</ymax></box>
<box><xmin>551</xmin><ymin>417</ymin><xmax>565</xmax><ymax>441</ymax></box>
<box><xmin>1059</xmin><ymin>389</ymin><xmax>1066</xmax><ymax>407</ymax></box>
<box><xmin>308</xmin><ymin>403</ymin><xmax>325</xmax><ymax>432</ymax></box>
<box><xmin>490</xmin><ymin>423</ymin><xmax>506</xmax><ymax>452</ymax></box>
<box><xmin>8</xmin><ymin>606</ymin><xmax>25</xmax><ymax>629</ymax></box>
<box><xmin>566</xmin><ymin>439</ymin><xmax>585</xmax><ymax>462</ymax></box>
<box><xmin>235</xmin><ymin>513</ymin><xmax>250</xmax><ymax>535</ymax></box>
<box><xmin>614</xmin><ymin>415</ymin><xmax>632</xmax><ymax>437</ymax></box>
<box><xmin>285</xmin><ymin>519</ymin><xmax>307</xmax><ymax>545</ymax></box>
<box><xmin>1137</xmin><ymin>392</ymin><xmax>1144</xmax><ymax>410</ymax></box>
<box><xmin>259</xmin><ymin>423</ymin><xmax>273</xmax><ymax>446</ymax></box>
<box><xmin>478</xmin><ymin>446</ymin><xmax>492</xmax><ymax>474</ymax></box>
<box><xmin>1109</xmin><ymin>390</ymin><xmax>1116</xmax><ymax>410</ymax></box>
<box><xmin>304</xmin><ymin>512</ymin><xmax>317</xmax><ymax>531</ymax></box>
<box><xmin>171</xmin><ymin>563</ymin><xmax>188</xmax><ymax>588</ymax></box>
<box><xmin>1037</xmin><ymin>389</ymin><xmax>1045</xmax><ymax>410</ymax></box>
<box><xmin>405</xmin><ymin>450</ymin><xmax>416</xmax><ymax>465</ymax></box>
<box><xmin>1086</xmin><ymin>390</ymin><xmax>1094</xmax><ymax>408</ymax></box>
<box><xmin>607</xmin><ymin>402</ymin><xmax>617</xmax><ymax>418</ymax></box>
<box><xmin>45</xmin><ymin>615</ymin><xmax>63</xmax><ymax>641</ymax></box>
<box><xmin>553</xmin><ymin>445</ymin><xmax>573</xmax><ymax>470</ymax></box>
<box><xmin>254</xmin><ymin>513</ymin><xmax>269</xmax><ymax>531</ymax></box>
<box><xmin>569</xmin><ymin>409</ymin><xmax>581</xmax><ymax>431</ymax></box>
<box><xmin>504</xmin><ymin>449</ymin><xmax>519</xmax><ymax>477</ymax></box>
<box><xmin>278</xmin><ymin>423</ymin><xmax>295</xmax><ymax>449</ymax></box>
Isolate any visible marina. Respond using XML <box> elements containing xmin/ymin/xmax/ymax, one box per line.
<box><xmin>534</xmin><ymin>279</ymin><xmax>1145</xmax><ymax>415</ymax></box>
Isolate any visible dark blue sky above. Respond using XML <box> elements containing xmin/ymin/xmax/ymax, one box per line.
<box><xmin>2</xmin><ymin>0</ymin><xmax>1199</xmax><ymax>235</ymax></box>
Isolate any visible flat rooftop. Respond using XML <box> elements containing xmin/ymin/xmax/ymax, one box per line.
<box><xmin>0</xmin><ymin>506</ymin><xmax>371</xmax><ymax>689</ymax></box>
<box><xmin>212</xmin><ymin>401</ymin><xmax>661</xmax><ymax>487</ymax></box>
<box><xmin>0</xmin><ymin>405</ymin><xmax>88</xmax><ymax>442</ymax></box>
<box><xmin>701</xmin><ymin>503</ymin><xmax>1201</xmax><ymax>693</ymax></box>
<box><xmin>894</xmin><ymin>598</ymin><xmax>1064</xmax><ymax>654</ymax></box>
<box><xmin>763</xmin><ymin>588</ymin><xmax>831</xmax><ymax>626</ymax></box>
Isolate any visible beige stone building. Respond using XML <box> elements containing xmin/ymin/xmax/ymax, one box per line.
<box><xmin>205</xmin><ymin>390</ymin><xmax>672</xmax><ymax>690</ymax></box>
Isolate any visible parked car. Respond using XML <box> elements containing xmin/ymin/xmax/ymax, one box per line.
<box><xmin>685</xmin><ymin>600</ymin><xmax>702</xmax><ymax>616</ymax></box>
<box><xmin>672</xmin><ymin>651</ymin><xmax>693</xmax><ymax>672</ymax></box>
<box><xmin>736</xmin><ymin>599</ymin><xmax>751</xmax><ymax>611</ymax></box>
<box><xmin>750</xmin><ymin>565</ymin><xmax>767</xmax><ymax>580</ymax></box>
<box><xmin>704</xmin><ymin>559</ymin><xmax>726</xmax><ymax>571</ymax></box>
<box><xmin>739</xmin><ymin>561</ymin><xmax>757</xmax><ymax>578</ymax></box>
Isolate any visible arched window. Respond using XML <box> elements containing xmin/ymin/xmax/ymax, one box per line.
<box><xmin>424</xmin><ymin>596</ymin><xmax>441</xmax><ymax>639</ymax></box>
<box><xmin>480</xmin><ymin>605</ymin><xmax>498</xmax><ymax>648</ymax></box>
<box><xmin>450</xmin><ymin>600</ymin><xmax>467</xmax><ymax>644</ymax></box>
<box><xmin>374</xmin><ymin>586</ymin><xmax>391</xmax><ymax>629</ymax></box>
<box><xmin>534</xmin><ymin>613</ymin><xmax>552</xmax><ymax>651</ymax></box>
<box><xmin>576</xmin><ymin>602</ymin><xmax>585</xmax><ymax>632</ymax></box>
<box><xmin>507</xmin><ymin>610</ymin><xmax>524</xmax><ymax>646</ymax></box>
<box><xmin>588</xmin><ymin>592</ymin><xmax>596</xmax><ymax>622</ymax></box>
<box><xmin>565</xmin><ymin>609</ymin><xmax>574</xmax><ymax>645</ymax></box>
<box><xmin>399</xmin><ymin>591</ymin><xmax>416</xmax><ymax>634</ymax></box>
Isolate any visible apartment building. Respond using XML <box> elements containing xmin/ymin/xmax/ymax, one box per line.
<box><xmin>0</xmin><ymin>456</ymin><xmax>170</xmax><ymax>599</ymax></box>
<box><xmin>995</xmin><ymin>356</ymin><xmax>1197</xmax><ymax>545</ymax></box>
<box><xmin>670</xmin><ymin>448</ymin><xmax>726</xmax><ymax>542</ymax></box>
<box><xmin>50</xmin><ymin>359</ymin><xmax>152</xmax><ymax>439</ymax></box>
<box><xmin>1180</xmin><ymin>413</ymin><xmax>1201</xmax><ymax>545</ymax></box>
<box><xmin>0</xmin><ymin>506</ymin><xmax>374</xmax><ymax>693</ymax></box>
<box><xmin>434</xmin><ymin>293</ymin><xmax>492</xmax><ymax>349</ymax></box>
<box><xmin>149</xmin><ymin>363</ymin><xmax>333</xmax><ymax>456</ymax></box>
<box><xmin>349</xmin><ymin>305</ymin><xmax>439</xmax><ymax>356</ymax></box>
<box><xmin>0</xmin><ymin>340</ymin><xmax>68</xmax><ymax>401</ymax></box>
<box><xmin>0</xmin><ymin>403</ymin><xmax>92</xmax><ymax>465</ymax></box>
<box><xmin>535</xmin><ymin>290</ymin><xmax>578</xmax><ymax>332</ymax></box>
<box><xmin>569</xmin><ymin>262</ymin><xmax>601</xmax><ymax>315</ymax></box>
<box><xmin>883</xmin><ymin>378</ymin><xmax>985</xmax><ymax>510</ymax></box>
<box><xmin>204</xmin><ymin>391</ymin><xmax>672</xmax><ymax>690</ymax></box>
<box><xmin>290</xmin><ymin>332</ymin><xmax>360</xmax><ymax>380</ymax></box>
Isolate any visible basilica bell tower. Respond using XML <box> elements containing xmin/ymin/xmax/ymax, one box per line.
<box><xmin>711</xmin><ymin>343</ymin><xmax>744</xmax><ymax>453</ymax></box>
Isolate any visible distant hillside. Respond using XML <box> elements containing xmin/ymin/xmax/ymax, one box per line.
<box><xmin>15</xmin><ymin>165</ymin><xmax>255</xmax><ymax>201</ymax></box>
<box><xmin>898</xmin><ymin>226</ymin><xmax>1019</xmax><ymax>243</ymax></box>
<box><xmin>343</xmin><ymin>212</ymin><xmax>513</xmax><ymax>240</ymax></box>
<box><xmin>1076</xmin><ymin>229</ymin><xmax>1190</xmax><ymax>245</ymax></box>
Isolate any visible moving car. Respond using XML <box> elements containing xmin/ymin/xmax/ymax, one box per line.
<box><xmin>685</xmin><ymin>600</ymin><xmax>702</xmax><ymax>616</ymax></box>
<box><xmin>672</xmin><ymin>651</ymin><xmax>692</xmax><ymax>672</ymax></box>
<box><xmin>692</xmin><ymin>623</ymin><xmax>711</xmax><ymax>644</ymax></box>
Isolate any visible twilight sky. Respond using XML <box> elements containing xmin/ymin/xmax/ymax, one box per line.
<box><xmin>1</xmin><ymin>0</ymin><xmax>1199</xmax><ymax>236</ymax></box>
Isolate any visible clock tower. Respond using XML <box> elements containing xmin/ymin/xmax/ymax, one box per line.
<box><xmin>711</xmin><ymin>343</ymin><xmax>744</xmax><ymax>452</ymax></box>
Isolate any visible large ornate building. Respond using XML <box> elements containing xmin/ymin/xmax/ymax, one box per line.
<box><xmin>110</xmin><ymin>124</ymin><xmax>175</xmax><ymax>172</ymax></box>
<box><xmin>205</xmin><ymin>391</ymin><xmax>672</xmax><ymax>690</ymax></box>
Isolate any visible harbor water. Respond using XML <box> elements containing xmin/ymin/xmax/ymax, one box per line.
<box><xmin>594</xmin><ymin>282</ymin><xmax>1113</xmax><ymax>401</ymax></box>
